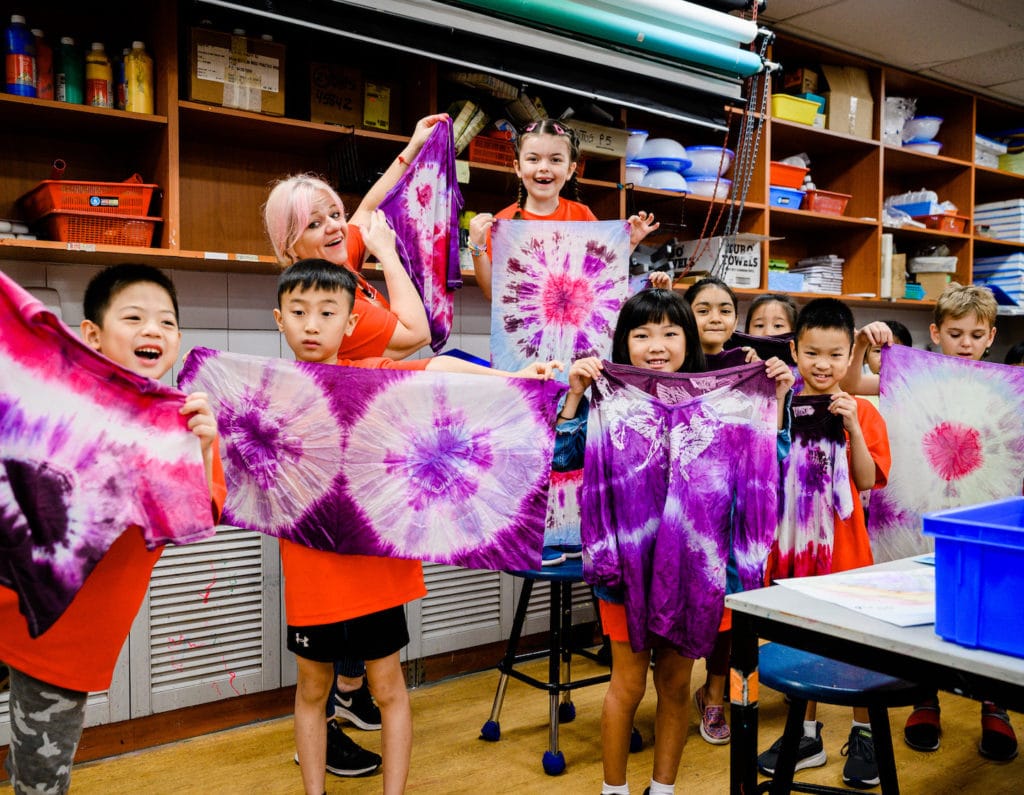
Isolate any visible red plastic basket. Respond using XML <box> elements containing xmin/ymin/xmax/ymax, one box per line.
<box><xmin>38</xmin><ymin>210</ymin><xmax>160</xmax><ymax>247</ymax></box>
<box><xmin>913</xmin><ymin>213</ymin><xmax>969</xmax><ymax>234</ymax></box>
<box><xmin>803</xmin><ymin>189</ymin><xmax>851</xmax><ymax>216</ymax></box>
<box><xmin>19</xmin><ymin>177</ymin><xmax>158</xmax><ymax>221</ymax></box>
<box><xmin>468</xmin><ymin>134</ymin><xmax>515</xmax><ymax>167</ymax></box>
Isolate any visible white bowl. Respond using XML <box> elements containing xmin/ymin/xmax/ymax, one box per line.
<box><xmin>683</xmin><ymin>146</ymin><xmax>734</xmax><ymax>177</ymax></box>
<box><xmin>687</xmin><ymin>176</ymin><xmax>732</xmax><ymax>199</ymax></box>
<box><xmin>903</xmin><ymin>141</ymin><xmax>943</xmax><ymax>156</ymax></box>
<box><xmin>626</xmin><ymin>130</ymin><xmax>649</xmax><ymax>161</ymax></box>
<box><xmin>625</xmin><ymin>162</ymin><xmax>649</xmax><ymax>184</ymax></box>
<box><xmin>642</xmin><ymin>169</ymin><xmax>690</xmax><ymax>193</ymax></box>
<box><xmin>637</xmin><ymin>137</ymin><xmax>688</xmax><ymax>162</ymax></box>
<box><xmin>902</xmin><ymin>116</ymin><xmax>943</xmax><ymax>144</ymax></box>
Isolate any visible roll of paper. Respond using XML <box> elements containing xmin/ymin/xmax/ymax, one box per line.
<box><xmin>578</xmin><ymin>0</ymin><xmax>758</xmax><ymax>44</ymax></box>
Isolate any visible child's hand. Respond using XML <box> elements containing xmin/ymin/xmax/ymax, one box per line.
<box><xmin>857</xmin><ymin>321</ymin><xmax>894</xmax><ymax>348</ymax></box>
<box><xmin>181</xmin><ymin>392</ymin><xmax>217</xmax><ymax>454</ymax></box>
<box><xmin>764</xmin><ymin>357</ymin><xmax>795</xmax><ymax>400</ymax></box>
<box><xmin>829</xmin><ymin>390</ymin><xmax>861</xmax><ymax>433</ymax></box>
<box><xmin>627</xmin><ymin>211</ymin><xmax>659</xmax><ymax>248</ymax></box>
<box><xmin>468</xmin><ymin>213</ymin><xmax>494</xmax><ymax>252</ymax></box>
<box><xmin>362</xmin><ymin>210</ymin><xmax>398</xmax><ymax>259</ymax></box>
<box><xmin>515</xmin><ymin>360</ymin><xmax>565</xmax><ymax>380</ymax></box>
<box><xmin>647</xmin><ymin>271</ymin><xmax>672</xmax><ymax>290</ymax></box>
<box><xmin>741</xmin><ymin>346</ymin><xmax>760</xmax><ymax>363</ymax></box>
<box><xmin>406</xmin><ymin>113</ymin><xmax>450</xmax><ymax>154</ymax></box>
<box><xmin>568</xmin><ymin>357</ymin><xmax>603</xmax><ymax>396</ymax></box>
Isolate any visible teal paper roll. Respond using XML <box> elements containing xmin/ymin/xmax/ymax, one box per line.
<box><xmin>454</xmin><ymin>0</ymin><xmax>764</xmax><ymax>77</ymax></box>
<box><xmin>580</xmin><ymin>0</ymin><xmax>758</xmax><ymax>45</ymax></box>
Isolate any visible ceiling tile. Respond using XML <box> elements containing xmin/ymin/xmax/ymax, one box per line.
<box><xmin>758</xmin><ymin>0</ymin><xmax>844</xmax><ymax>22</ymax></box>
<box><xmin>953</xmin><ymin>0</ymin><xmax>1024</xmax><ymax>29</ymax></box>
<box><xmin>928</xmin><ymin>42</ymin><xmax>1024</xmax><ymax>88</ymax></box>
<box><xmin>985</xmin><ymin>78</ymin><xmax>1024</xmax><ymax>104</ymax></box>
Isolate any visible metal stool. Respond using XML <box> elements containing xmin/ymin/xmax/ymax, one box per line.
<box><xmin>479</xmin><ymin>559</ymin><xmax>611</xmax><ymax>775</ymax></box>
<box><xmin>757</xmin><ymin>643</ymin><xmax>934</xmax><ymax>794</ymax></box>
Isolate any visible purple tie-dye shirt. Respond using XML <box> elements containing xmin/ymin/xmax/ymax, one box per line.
<box><xmin>581</xmin><ymin>360</ymin><xmax>779</xmax><ymax>657</ymax></box>
<box><xmin>178</xmin><ymin>347</ymin><xmax>566</xmax><ymax>571</ymax></box>
<box><xmin>0</xmin><ymin>272</ymin><xmax>215</xmax><ymax>637</ymax></box>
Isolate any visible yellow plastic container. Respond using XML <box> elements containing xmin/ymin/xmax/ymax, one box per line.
<box><xmin>124</xmin><ymin>40</ymin><xmax>154</xmax><ymax>114</ymax></box>
<box><xmin>770</xmin><ymin>94</ymin><xmax>819</xmax><ymax>126</ymax></box>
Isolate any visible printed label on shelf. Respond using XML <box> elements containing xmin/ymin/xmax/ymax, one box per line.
<box><xmin>234</xmin><ymin>253</ymin><xmax>260</xmax><ymax>261</ymax></box>
<box><xmin>67</xmin><ymin>243</ymin><xmax>96</xmax><ymax>252</ymax></box>
<box><xmin>203</xmin><ymin>251</ymin><xmax>229</xmax><ymax>260</ymax></box>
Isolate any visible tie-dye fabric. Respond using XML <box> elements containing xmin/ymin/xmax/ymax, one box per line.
<box><xmin>868</xmin><ymin>345</ymin><xmax>1024</xmax><ymax>561</ymax></box>
<box><xmin>727</xmin><ymin>331</ymin><xmax>795</xmax><ymax>366</ymax></box>
<box><xmin>178</xmin><ymin>348</ymin><xmax>566</xmax><ymax>571</ymax></box>
<box><xmin>769</xmin><ymin>395</ymin><xmax>853</xmax><ymax>580</ymax></box>
<box><xmin>0</xmin><ymin>272</ymin><xmax>215</xmax><ymax>637</ymax></box>
<box><xmin>379</xmin><ymin>118</ymin><xmax>463</xmax><ymax>352</ymax></box>
<box><xmin>490</xmin><ymin>219</ymin><xmax>629</xmax><ymax>375</ymax></box>
<box><xmin>581</xmin><ymin>360</ymin><xmax>779</xmax><ymax>657</ymax></box>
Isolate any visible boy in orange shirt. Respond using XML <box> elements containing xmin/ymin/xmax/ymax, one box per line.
<box><xmin>0</xmin><ymin>264</ymin><xmax>225</xmax><ymax>794</ymax></box>
<box><xmin>274</xmin><ymin>258</ymin><xmax>560</xmax><ymax>795</ymax></box>
<box><xmin>757</xmin><ymin>298</ymin><xmax>891</xmax><ymax>789</ymax></box>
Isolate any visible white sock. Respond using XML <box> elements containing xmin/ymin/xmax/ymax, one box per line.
<box><xmin>601</xmin><ymin>784</ymin><xmax>629</xmax><ymax>795</ymax></box>
<box><xmin>804</xmin><ymin>719</ymin><xmax>818</xmax><ymax>738</ymax></box>
<box><xmin>648</xmin><ymin>780</ymin><xmax>675</xmax><ymax>795</ymax></box>
<box><xmin>852</xmin><ymin>719</ymin><xmax>871</xmax><ymax>731</ymax></box>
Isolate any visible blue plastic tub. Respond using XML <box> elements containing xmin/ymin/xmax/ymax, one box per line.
<box><xmin>922</xmin><ymin>497</ymin><xmax>1024</xmax><ymax>658</ymax></box>
<box><xmin>769</xmin><ymin>185</ymin><xmax>805</xmax><ymax>209</ymax></box>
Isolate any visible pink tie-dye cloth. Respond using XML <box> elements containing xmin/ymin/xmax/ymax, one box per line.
<box><xmin>178</xmin><ymin>347</ymin><xmax>566</xmax><ymax>571</ymax></box>
<box><xmin>868</xmin><ymin>345</ymin><xmax>1024</xmax><ymax>562</ymax></box>
<box><xmin>379</xmin><ymin>118</ymin><xmax>463</xmax><ymax>352</ymax></box>
<box><xmin>0</xmin><ymin>272</ymin><xmax>215</xmax><ymax>637</ymax></box>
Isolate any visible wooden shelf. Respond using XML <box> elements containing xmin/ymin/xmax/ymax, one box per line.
<box><xmin>771</xmin><ymin>207</ymin><xmax>879</xmax><ymax>231</ymax></box>
<box><xmin>0</xmin><ymin>93</ymin><xmax>167</xmax><ymax>137</ymax></box>
<box><xmin>883</xmin><ymin>145</ymin><xmax>972</xmax><ymax>175</ymax></box>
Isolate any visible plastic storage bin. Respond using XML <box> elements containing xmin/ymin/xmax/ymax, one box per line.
<box><xmin>923</xmin><ymin>497</ymin><xmax>1024</xmax><ymax>658</ymax></box>
<box><xmin>769</xmin><ymin>186</ymin><xmax>805</xmax><ymax>209</ymax></box>
<box><xmin>37</xmin><ymin>210</ymin><xmax>160</xmax><ymax>247</ymax></box>
<box><xmin>467</xmin><ymin>134</ymin><xmax>515</xmax><ymax>167</ymax></box>
<box><xmin>769</xmin><ymin>160</ymin><xmax>809</xmax><ymax>189</ymax></box>
<box><xmin>803</xmin><ymin>189</ymin><xmax>851</xmax><ymax>216</ymax></box>
<box><xmin>912</xmin><ymin>214</ymin><xmax>969</xmax><ymax>234</ymax></box>
<box><xmin>770</xmin><ymin>94</ymin><xmax>819</xmax><ymax>125</ymax></box>
<box><xmin>19</xmin><ymin>177</ymin><xmax>158</xmax><ymax>219</ymax></box>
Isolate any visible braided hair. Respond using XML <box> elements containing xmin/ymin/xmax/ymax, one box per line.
<box><xmin>512</xmin><ymin>118</ymin><xmax>583</xmax><ymax>212</ymax></box>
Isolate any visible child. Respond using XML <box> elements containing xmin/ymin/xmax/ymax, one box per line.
<box><xmin>903</xmin><ymin>283</ymin><xmax>1017</xmax><ymax>761</ymax></box>
<box><xmin>863</xmin><ymin>320</ymin><xmax>912</xmax><ymax>375</ymax></box>
<box><xmin>683</xmin><ymin>276</ymin><xmax>755</xmax><ymax>368</ymax></box>
<box><xmin>757</xmin><ymin>297</ymin><xmax>891</xmax><ymax>789</ymax></box>
<box><xmin>557</xmin><ymin>288</ymin><xmax>792</xmax><ymax>795</ymax></box>
<box><xmin>0</xmin><ymin>264</ymin><xmax>224</xmax><ymax>794</ymax></box>
<box><xmin>468</xmin><ymin>118</ymin><xmax>660</xmax><ymax>299</ymax></box>
<box><xmin>1006</xmin><ymin>340</ymin><xmax>1024</xmax><ymax>366</ymax></box>
<box><xmin>274</xmin><ymin>258</ymin><xmax>560</xmax><ymax>795</ymax></box>
<box><xmin>745</xmin><ymin>292</ymin><xmax>798</xmax><ymax>336</ymax></box>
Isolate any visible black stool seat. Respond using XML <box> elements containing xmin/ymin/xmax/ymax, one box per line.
<box><xmin>756</xmin><ymin>643</ymin><xmax>929</xmax><ymax>795</ymax></box>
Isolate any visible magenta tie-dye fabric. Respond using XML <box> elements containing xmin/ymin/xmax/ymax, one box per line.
<box><xmin>581</xmin><ymin>360</ymin><xmax>779</xmax><ymax>656</ymax></box>
<box><xmin>770</xmin><ymin>395</ymin><xmax>853</xmax><ymax>580</ymax></box>
<box><xmin>379</xmin><ymin>118</ymin><xmax>463</xmax><ymax>352</ymax></box>
<box><xmin>0</xmin><ymin>272</ymin><xmax>215</xmax><ymax>637</ymax></box>
<box><xmin>178</xmin><ymin>348</ymin><xmax>566</xmax><ymax>571</ymax></box>
<box><xmin>868</xmin><ymin>345</ymin><xmax>1024</xmax><ymax>562</ymax></box>
<box><xmin>490</xmin><ymin>219</ymin><xmax>629</xmax><ymax>373</ymax></box>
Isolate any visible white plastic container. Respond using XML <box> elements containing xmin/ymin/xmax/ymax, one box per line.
<box><xmin>625</xmin><ymin>162</ymin><xmax>649</xmax><ymax>184</ymax></box>
<box><xmin>626</xmin><ymin>130</ymin><xmax>649</xmax><ymax>161</ymax></box>
<box><xmin>641</xmin><ymin>169</ymin><xmax>689</xmax><ymax>192</ymax></box>
<box><xmin>687</xmin><ymin>176</ymin><xmax>731</xmax><ymax>199</ymax></box>
<box><xmin>903</xmin><ymin>141</ymin><xmax>943</xmax><ymax>156</ymax></box>
<box><xmin>683</xmin><ymin>146</ymin><xmax>734</xmax><ymax>177</ymax></box>
<box><xmin>902</xmin><ymin>116</ymin><xmax>943</xmax><ymax>144</ymax></box>
<box><xmin>909</xmin><ymin>255</ymin><xmax>958</xmax><ymax>273</ymax></box>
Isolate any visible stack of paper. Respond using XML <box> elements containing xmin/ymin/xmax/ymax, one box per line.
<box><xmin>791</xmin><ymin>255</ymin><xmax>845</xmax><ymax>294</ymax></box>
<box><xmin>974</xmin><ymin>199</ymin><xmax>1024</xmax><ymax>242</ymax></box>
<box><xmin>974</xmin><ymin>252</ymin><xmax>1024</xmax><ymax>305</ymax></box>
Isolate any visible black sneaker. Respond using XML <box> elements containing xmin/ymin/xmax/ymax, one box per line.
<box><xmin>291</xmin><ymin>720</ymin><xmax>382</xmax><ymax>777</ymax></box>
<box><xmin>757</xmin><ymin>721</ymin><xmax>827</xmax><ymax>775</ymax></box>
<box><xmin>841</xmin><ymin>726</ymin><xmax>879</xmax><ymax>789</ymax></box>
<box><xmin>333</xmin><ymin>680</ymin><xmax>382</xmax><ymax>731</ymax></box>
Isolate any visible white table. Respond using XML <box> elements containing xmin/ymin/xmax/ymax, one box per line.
<box><xmin>725</xmin><ymin>557</ymin><xmax>1024</xmax><ymax>794</ymax></box>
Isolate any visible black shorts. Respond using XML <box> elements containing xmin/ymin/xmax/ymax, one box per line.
<box><xmin>287</xmin><ymin>605</ymin><xmax>409</xmax><ymax>662</ymax></box>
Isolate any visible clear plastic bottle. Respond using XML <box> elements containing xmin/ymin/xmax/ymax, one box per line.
<box><xmin>124</xmin><ymin>40</ymin><xmax>153</xmax><ymax>114</ymax></box>
<box><xmin>84</xmin><ymin>41</ymin><xmax>112</xmax><ymax>108</ymax></box>
<box><xmin>5</xmin><ymin>14</ymin><xmax>36</xmax><ymax>97</ymax></box>
<box><xmin>32</xmin><ymin>29</ymin><xmax>52</xmax><ymax>100</ymax></box>
<box><xmin>55</xmin><ymin>36</ymin><xmax>83</xmax><ymax>104</ymax></box>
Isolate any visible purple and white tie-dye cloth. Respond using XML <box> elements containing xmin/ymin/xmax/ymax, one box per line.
<box><xmin>178</xmin><ymin>347</ymin><xmax>566</xmax><ymax>571</ymax></box>
<box><xmin>379</xmin><ymin>118</ymin><xmax>463</xmax><ymax>352</ymax></box>
<box><xmin>868</xmin><ymin>345</ymin><xmax>1024</xmax><ymax>561</ymax></box>
<box><xmin>770</xmin><ymin>395</ymin><xmax>853</xmax><ymax>580</ymax></box>
<box><xmin>581</xmin><ymin>360</ymin><xmax>779</xmax><ymax>657</ymax></box>
<box><xmin>0</xmin><ymin>272</ymin><xmax>215</xmax><ymax>637</ymax></box>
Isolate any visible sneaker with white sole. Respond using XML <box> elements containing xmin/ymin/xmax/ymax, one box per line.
<box><xmin>694</xmin><ymin>686</ymin><xmax>731</xmax><ymax>745</ymax></box>
<box><xmin>292</xmin><ymin>720</ymin><xmax>381</xmax><ymax>777</ymax></box>
<box><xmin>841</xmin><ymin>725</ymin><xmax>879</xmax><ymax>788</ymax></box>
<box><xmin>333</xmin><ymin>681</ymin><xmax>382</xmax><ymax>731</ymax></box>
<box><xmin>757</xmin><ymin>721</ymin><xmax>827</xmax><ymax>776</ymax></box>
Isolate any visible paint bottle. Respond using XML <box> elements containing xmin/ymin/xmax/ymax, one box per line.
<box><xmin>124</xmin><ymin>40</ymin><xmax>153</xmax><ymax>114</ymax></box>
<box><xmin>32</xmin><ymin>29</ymin><xmax>52</xmax><ymax>99</ymax></box>
<box><xmin>84</xmin><ymin>41</ymin><xmax>112</xmax><ymax>108</ymax></box>
<box><xmin>5</xmin><ymin>14</ymin><xmax>35</xmax><ymax>97</ymax></box>
<box><xmin>55</xmin><ymin>36</ymin><xmax>83</xmax><ymax>104</ymax></box>
<box><xmin>115</xmin><ymin>46</ymin><xmax>128</xmax><ymax>109</ymax></box>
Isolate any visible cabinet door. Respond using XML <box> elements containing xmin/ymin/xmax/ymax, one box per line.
<box><xmin>128</xmin><ymin>528</ymin><xmax>281</xmax><ymax>716</ymax></box>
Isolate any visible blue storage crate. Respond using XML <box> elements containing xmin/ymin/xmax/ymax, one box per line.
<box><xmin>769</xmin><ymin>186</ymin><xmax>805</xmax><ymax>209</ymax></box>
<box><xmin>922</xmin><ymin>497</ymin><xmax>1024</xmax><ymax>658</ymax></box>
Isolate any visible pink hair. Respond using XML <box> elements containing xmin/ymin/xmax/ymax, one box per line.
<box><xmin>263</xmin><ymin>174</ymin><xmax>346</xmax><ymax>265</ymax></box>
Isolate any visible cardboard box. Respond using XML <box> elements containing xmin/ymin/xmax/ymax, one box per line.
<box><xmin>678</xmin><ymin>233</ymin><xmax>764</xmax><ymax>289</ymax></box>
<box><xmin>363</xmin><ymin>81</ymin><xmax>392</xmax><ymax>131</ymax></box>
<box><xmin>783</xmin><ymin>67</ymin><xmax>818</xmax><ymax>95</ymax></box>
<box><xmin>820</xmin><ymin>64</ymin><xmax>873</xmax><ymax>139</ymax></box>
<box><xmin>915</xmin><ymin>271</ymin><xmax>951</xmax><ymax>301</ymax></box>
<box><xmin>310</xmin><ymin>63</ymin><xmax>362</xmax><ymax>126</ymax></box>
<box><xmin>890</xmin><ymin>252</ymin><xmax>906</xmax><ymax>300</ymax></box>
<box><xmin>190</xmin><ymin>28</ymin><xmax>285</xmax><ymax>116</ymax></box>
<box><xmin>570</xmin><ymin>121</ymin><xmax>628</xmax><ymax>160</ymax></box>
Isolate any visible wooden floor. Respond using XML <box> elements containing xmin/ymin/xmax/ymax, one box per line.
<box><xmin>4</xmin><ymin>656</ymin><xmax>1021</xmax><ymax>794</ymax></box>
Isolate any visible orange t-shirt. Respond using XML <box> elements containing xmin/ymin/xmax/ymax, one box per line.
<box><xmin>0</xmin><ymin>448</ymin><xmax>227</xmax><ymax>692</ymax></box>
<box><xmin>280</xmin><ymin>355</ymin><xmax>430</xmax><ymax>627</ymax></box>
<box><xmin>486</xmin><ymin>198</ymin><xmax>598</xmax><ymax>259</ymax></box>
<box><xmin>341</xmin><ymin>224</ymin><xmax>399</xmax><ymax>360</ymax></box>
<box><xmin>831</xmin><ymin>397</ymin><xmax>891</xmax><ymax>572</ymax></box>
